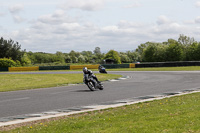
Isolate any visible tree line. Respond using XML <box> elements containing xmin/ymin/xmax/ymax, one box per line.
<box><xmin>138</xmin><ymin>34</ymin><xmax>200</xmax><ymax>62</ymax></box>
<box><xmin>0</xmin><ymin>34</ymin><xmax>200</xmax><ymax>67</ymax></box>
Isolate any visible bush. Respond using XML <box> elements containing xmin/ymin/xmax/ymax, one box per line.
<box><xmin>0</xmin><ymin>58</ymin><xmax>16</xmax><ymax>67</ymax></box>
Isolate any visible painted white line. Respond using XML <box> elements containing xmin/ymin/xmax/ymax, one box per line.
<box><xmin>109</xmin><ymin>79</ymin><xmax>119</xmax><ymax>82</ymax></box>
<box><xmin>0</xmin><ymin>97</ymin><xmax>30</xmax><ymax>103</ymax></box>
<box><xmin>118</xmin><ymin>78</ymin><xmax>127</xmax><ymax>80</ymax></box>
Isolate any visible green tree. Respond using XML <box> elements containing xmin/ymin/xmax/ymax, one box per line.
<box><xmin>69</xmin><ymin>50</ymin><xmax>79</xmax><ymax>63</ymax></box>
<box><xmin>21</xmin><ymin>53</ymin><xmax>31</xmax><ymax>66</ymax></box>
<box><xmin>155</xmin><ymin>44</ymin><xmax>167</xmax><ymax>62</ymax></box>
<box><xmin>81</xmin><ymin>51</ymin><xmax>93</xmax><ymax>63</ymax></box>
<box><xmin>126</xmin><ymin>51</ymin><xmax>141</xmax><ymax>62</ymax></box>
<box><xmin>0</xmin><ymin>37</ymin><xmax>24</xmax><ymax>61</ymax></box>
<box><xmin>104</xmin><ymin>50</ymin><xmax>121</xmax><ymax>64</ymax></box>
<box><xmin>78</xmin><ymin>55</ymin><xmax>85</xmax><ymax>63</ymax></box>
<box><xmin>55</xmin><ymin>51</ymin><xmax>65</xmax><ymax>63</ymax></box>
<box><xmin>93</xmin><ymin>47</ymin><xmax>103</xmax><ymax>63</ymax></box>
<box><xmin>93</xmin><ymin>47</ymin><xmax>101</xmax><ymax>55</ymax></box>
<box><xmin>185</xmin><ymin>42</ymin><xmax>200</xmax><ymax>61</ymax></box>
<box><xmin>163</xmin><ymin>39</ymin><xmax>178</xmax><ymax>45</ymax></box>
<box><xmin>27</xmin><ymin>52</ymin><xmax>36</xmax><ymax>64</ymax></box>
<box><xmin>178</xmin><ymin>34</ymin><xmax>195</xmax><ymax>46</ymax></box>
<box><xmin>120</xmin><ymin>52</ymin><xmax>131</xmax><ymax>63</ymax></box>
<box><xmin>64</xmin><ymin>54</ymin><xmax>71</xmax><ymax>63</ymax></box>
<box><xmin>165</xmin><ymin>42</ymin><xmax>183</xmax><ymax>61</ymax></box>
<box><xmin>143</xmin><ymin>43</ymin><xmax>158</xmax><ymax>62</ymax></box>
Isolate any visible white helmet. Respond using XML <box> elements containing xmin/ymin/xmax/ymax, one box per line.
<box><xmin>83</xmin><ymin>67</ymin><xmax>88</xmax><ymax>73</ymax></box>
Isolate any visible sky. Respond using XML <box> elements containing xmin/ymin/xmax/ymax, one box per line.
<box><xmin>1</xmin><ymin>0</ymin><xmax>200</xmax><ymax>53</ymax></box>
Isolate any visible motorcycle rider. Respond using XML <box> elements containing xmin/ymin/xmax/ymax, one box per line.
<box><xmin>98</xmin><ymin>65</ymin><xmax>107</xmax><ymax>73</ymax></box>
<box><xmin>98</xmin><ymin>65</ymin><xmax>103</xmax><ymax>70</ymax></box>
<box><xmin>83</xmin><ymin>67</ymin><xmax>100</xmax><ymax>83</ymax></box>
<box><xmin>98</xmin><ymin>65</ymin><xmax>103</xmax><ymax>71</ymax></box>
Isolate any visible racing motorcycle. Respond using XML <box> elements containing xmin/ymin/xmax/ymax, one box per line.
<box><xmin>98</xmin><ymin>65</ymin><xmax>107</xmax><ymax>74</ymax></box>
<box><xmin>83</xmin><ymin>74</ymin><xmax>104</xmax><ymax>91</ymax></box>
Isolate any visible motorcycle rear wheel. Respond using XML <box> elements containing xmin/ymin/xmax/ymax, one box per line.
<box><xmin>99</xmin><ymin>83</ymin><xmax>104</xmax><ymax>90</ymax></box>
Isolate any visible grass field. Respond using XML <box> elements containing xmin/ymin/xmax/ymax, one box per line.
<box><xmin>2</xmin><ymin>92</ymin><xmax>200</xmax><ymax>133</ymax></box>
<box><xmin>0</xmin><ymin>73</ymin><xmax>121</xmax><ymax>92</ymax></box>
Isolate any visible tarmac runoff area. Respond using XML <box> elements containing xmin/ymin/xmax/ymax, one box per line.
<box><xmin>1</xmin><ymin>87</ymin><xmax>200</xmax><ymax>128</ymax></box>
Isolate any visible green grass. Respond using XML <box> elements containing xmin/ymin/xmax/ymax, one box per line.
<box><xmin>107</xmin><ymin>66</ymin><xmax>200</xmax><ymax>71</ymax></box>
<box><xmin>2</xmin><ymin>92</ymin><xmax>200</xmax><ymax>133</ymax></box>
<box><xmin>0</xmin><ymin>73</ymin><xmax>121</xmax><ymax>92</ymax></box>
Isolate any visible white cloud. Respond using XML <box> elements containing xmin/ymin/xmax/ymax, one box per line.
<box><xmin>12</xmin><ymin>15</ymin><xmax>25</xmax><ymax>23</ymax></box>
<box><xmin>5</xmin><ymin>8</ymin><xmax>199</xmax><ymax>53</ymax></box>
<box><xmin>3</xmin><ymin>0</ymin><xmax>200</xmax><ymax>53</ymax></box>
<box><xmin>37</xmin><ymin>10</ymin><xmax>75</xmax><ymax>25</ymax></box>
<box><xmin>0</xmin><ymin>12</ymin><xmax>6</xmax><ymax>17</ymax></box>
<box><xmin>7</xmin><ymin>16</ymin><xmax>189</xmax><ymax>53</ymax></box>
<box><xmin>60</xmin><ymin>0</ymin><xmax>105</xmax><ymax>11</ymax></box>
<box><xmin>183</xmin><ymin>20</ymin><xmax>195</xmax><ymax>24</ymax></box>
<box><xmin>123</xmin><ymin>2</ymin><xmax>141</xmax><ymax>8</ymax></box>
<box><xmin>9</xmin><ymin>4</ymin><xmax>24</xmax><ymax>14</ymax></box>
<box><xmin>61</xmin><ymin>23</ymin><xmax>81</xmax><ymax>30</ymax></box>
<box><xmin>52</xmin><ymin>10</ymin><xmax>65</xmax><ymax>18</ymax></box>
<box><xmin>153</xmin><ymin>22</ymin><xmax>183</xmax><ymax>35</ymax></box>
<box><xmin>9</xmin><ymin>4</ymin><xmax>25</xmax><ymax>23</ymax></box>
<box><xmin>195</xmin><ymin>16</ymin><xmax>200</xmax><ymax>23</ymax></box>
<box><xmin>102</xmin><ymin>26</ymin><xmax>118</xmax><ymax>32</ymax></box>
<box><xmin>156</xmin><ymin>15</ymin><xmax>171</xmax><ymax>25</ymax></box>
<box><xmin>195</xmin><ymin>1</ymin><xmax>200</xmax><ymax>7</ymax></box>
<box><xmin>118</xmin><ymin>20</ymin><xmax>145</xmax><ymax>29</ymax></box>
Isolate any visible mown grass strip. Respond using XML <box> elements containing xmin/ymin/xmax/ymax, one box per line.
<box><xmin>2</xmin><ymin>92</ymin><xmax>200</xmax><ymax>133</ymax></box>
<box><xmin>107</xmin><ymin>66</ymin><xmax>200</xmax><ymax>71</ymax></box>
<box><xmin>0</xmin><ymin>73</ymin><xmax>121</xmax><ymax>92</ymax></box>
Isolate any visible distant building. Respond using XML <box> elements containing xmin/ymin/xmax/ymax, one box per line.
<box><xmin>103</xmin><ymin>59</ymin><xmax>115</xmax><ymax>64</ymax></box>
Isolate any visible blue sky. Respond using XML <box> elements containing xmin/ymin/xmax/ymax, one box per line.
<box><xmin>1</xmin><ymin>0</ymin><xmax>200</xmax><ymax>53</ymax></box>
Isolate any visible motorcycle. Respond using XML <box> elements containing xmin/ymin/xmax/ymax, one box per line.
<box><xmin>83</xmin><ymin>74</ymin><xmax>104</xmax><ymax>91</ymax></box>
<box><xmin>98</xmin><ymin>65</ymin><xmax>107</xmax><ymax>74</ymax></box>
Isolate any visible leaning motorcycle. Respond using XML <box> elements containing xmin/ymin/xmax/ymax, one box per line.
<box><xmin>98</xmin><ymin>65</ymin><xmax>107</xmax><ymax>74</ymax></box>
<box><xmin>83</xmin><ymin>74</ymin><xmax>104</xmax><ymax>91</ymax></box>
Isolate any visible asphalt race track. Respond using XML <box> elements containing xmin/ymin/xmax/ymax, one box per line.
<box><xmin>1</xmin><ymin>71</ymin><xmax>200</xmax><ymax>120</ymax></box>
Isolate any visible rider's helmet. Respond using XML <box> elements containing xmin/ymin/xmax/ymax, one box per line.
<box><xmin>83</xmin><ymin>67</ymin><xmax>88</xmax><ymax>73</ymax></box>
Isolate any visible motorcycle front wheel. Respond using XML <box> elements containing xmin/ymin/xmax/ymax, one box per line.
<box><xmin>87</xmin><ymin>81</ymin><xmax>96</xmax><ymax>91</ymax></box>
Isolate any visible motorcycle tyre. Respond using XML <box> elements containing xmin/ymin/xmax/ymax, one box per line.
<box><xmin>99</xmin><ymin>86</ymin><xmax>104</xmax><ymax>90</ymax></box>
<box><xmin>99</xmin><ymin>83</ymin><xmax>104</xmax><ymax>90</ymax></box>
<box><xmin>87</xmin><ymin>82</ymin><xmax>96</xmax><ymax>91</ymax></box>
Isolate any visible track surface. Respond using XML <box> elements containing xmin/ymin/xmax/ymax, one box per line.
<box><xmin>1</xmin><ymin>71</ymin><xmax>200</xmax><ymax>119</ymax></box>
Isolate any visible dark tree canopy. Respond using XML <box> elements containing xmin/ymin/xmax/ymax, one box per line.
<box><xmin>0</xmin><ymin>37</ymin><xmax>24</xmax><ymax>61</ymax></box>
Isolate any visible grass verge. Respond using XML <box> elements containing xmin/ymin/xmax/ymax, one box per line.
<box><xmin>0</xmin><ymin>73</ymin><xmax>121</xmax><ymax>92</ymax></box>
<box><xmin>107</xmin><ymin>66</ymin><xmax>200</xmax><ymax>71</ymax></box>
<box><xmin>2</xmin><ymin>92</ymin><xmax>200</xmax><ymax>133</ymax></box>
